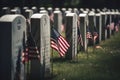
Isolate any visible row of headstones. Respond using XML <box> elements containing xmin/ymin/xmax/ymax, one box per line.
<box><xmin>1</xmin><ymin>7</ymin><xmax>120</xmax><ymax>41</ymax></box>
<box><xmin>0</xmin><ymin>7</ymin><xmax>120</xmax><ymax>80</ymax></box>
<box><xmin>0</xmin><ymin>14</ymin><xmax>51</xmax><ymax>80</ymax></box>
<box><xmin>1</xmin><ymin>6</ymin><xmax>120</xmax><ymax>43</ymax></box>
<box><xmin>0</xmin><ymin>7</ymin><xmax>77</xmax><ymax>80</ymax></box>
<box><xmin>0</xmin><ymin>9</ymin><xmax>76</xmax><ymax>80</ymax></box>
<box><xmin>1</xmin><ymin>7</ymin><xmax>119</xmax><ymax>41</ymax></box>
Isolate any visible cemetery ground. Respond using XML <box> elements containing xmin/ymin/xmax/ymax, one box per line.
<box><xmin>51</xmin><ymin>32</ymin><xmax>120</xmax><ymax>80</ymax></box>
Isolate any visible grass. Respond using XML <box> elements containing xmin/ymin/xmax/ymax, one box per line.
<box><xmin>51</xmin><ymin>32</ymin><xmax>120</xmax><ymax>80</ymax></box>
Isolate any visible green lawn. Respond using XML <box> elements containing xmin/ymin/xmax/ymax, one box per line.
<box><xmin>51</xmin><ymin>32</ymin><xmax>120</xmax><ymax>80</ymax></box>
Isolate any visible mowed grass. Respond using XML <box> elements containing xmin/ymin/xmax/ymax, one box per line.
<box><xmin>51</xmin><ymin>32</ymin><xmax>120</xmax><ymax>80</ymax></box>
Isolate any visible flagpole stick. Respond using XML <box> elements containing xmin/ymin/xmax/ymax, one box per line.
<box><xmin>76</xmin><ymin>43</ymin><xmax>79</xmax><ymax>62</ymax></box>
<box><xmin>93</xmin><ymin>37</ymin><xmax>95</xmax><ymax>53</ymax></box>
<box><xmin>86</xmin><ymin>39</ymin><xmax>89</xmax><ymax>59</ymax></box>
<box><xmin>51</xmin><ymin>48</ymin><xmax>53</xmax><ymax>78</ymax></box>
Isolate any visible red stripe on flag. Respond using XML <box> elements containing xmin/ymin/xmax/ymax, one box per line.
<box><xmin>58</xmin><ymin>40</ymin><xmax>67</xmax><ymax>52</ymax></box>
<box><xmin>58</xmin><ymin>37</ymin><xmax>68</xmax><ymax>51</ymax></box>
<box><xmin>51</xmin><ymin>41</ymin><xmax>59</xmax><ymax>51</ymax></box>
<box><xmin>59</xmin><ymin>36</ymin><xmax>70</xmax><ymax>47</ymax></box>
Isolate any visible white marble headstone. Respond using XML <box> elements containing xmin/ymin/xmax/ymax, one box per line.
<box><xmin>0</xmin><ymin>14</ymin><xmax>26</xmax><ymax>80</ymax></box>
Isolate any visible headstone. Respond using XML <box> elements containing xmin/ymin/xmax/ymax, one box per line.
<box><xmin>101</xmin><ymin>11</ymin><xmax>107</xmax><ymax>40</ymax></box>
<box><xmin>31</xmin><ymin>6</ymin><xmax>38</xmax><ymax>13</ymax></box>
<box><xmin>96</xmin><ymin>9</ymin><xmax>101</xmax><ymax>13</ymax></box>
<box><xmin>91</xmin><ymin>8</ymin><xmax>95</xmax><ymax>12</ymax></box>
<box><xmin>61</xmin><ymin>8</ymin><xmax>66</xmax><ymax>32</ymax></box>
<box><xmin>14</xmin><ymin>7</ymin><xmax>21</xmax><ymax>14</ymax></box>
<box><xmin>65</xmin><ymin>13</ymin><xmax>77</xmax><ymax>60</ymax></box>
<box><xmin>79</xmin><ymin>13</ymin><xmax>87</xmax><ymax>51</ymax></box>
<box><xmin>88</xmin><ymin>11</ymin><xmax>96</xmax><ymax>45</ymax></box>
<box><xmin>24</xmin><ymin>9</ymin><xmax>33</xmax><ymax>19</ymax></box>
<box><xmin>0</xmin><ymin>14</ymin><xmax>26</xmax><ymax>80</ymax></box>
<box><xmin>55</xmin><ymin>8</ymin><xmax>60</xmax><ymax>11</ymax></box>
<box><xmin>11</xmin><ymin>8</ymin><xmax>21</xmax><ymax>14</ymax></box>
<box><xmin>114</xmin><ymin>9</ymin><xmax>120</xmax><ymax>32</ymax></box>
<box><xmin>95</xmin><ymin>13</ymin><xmax>102</xmax><ymax>43</ymax></box>
<box><xmin>65</xmin><ymin>10</ymin><xmax>71</xmax><ymax>14</ymax></box>
<box><xmin>1</xmin><ymin>7</ymin><xmax>10</xmax><ymax>16</ymax></box>
<box><xmin>68</xmin><ymin>8</ymin><xmax>72</xmax><ymax>12</ymax></box>
<box><xmin>88</xmin><ymin>11</ymin><xmax>96</xmax><ymax>30</ymax></box>
<box><xmin>21</xmin><ymin>7</ymin><xmax>29</xmax><ymax>16</ymax></box>
<box><xmin>39</xmin><ymin>7</ymin><xmax>45</xmax><ymax>11</ymax></box>
<box><xmin>73</xmin><ymin>8</ymin><xmax>79</xmax><ymax>15</ymax></box>
<box><xmin>106</xmin><ymin>11</ymin><xmax>111</xmax><ymax>38</ymax></box>
<box><xmin>30</xmin><ymin>13</ymin><xmax>51</xmax><ymax>79</ymax></box>
<box><xmin>110</xmin><ymin>10</ymin><xmax>116</xmax><ymax>35</ymax></box>
<box><xmin>23</xmin><ymin>7</ymin><xmax>29</xmax><ymax>10</ymax></box>
<box><xmin>79</xmin><ymin>8</ymin><xmax>84</xmax><ymax>13</ymax></box>
<box><xmin>53</xmin><ymin>10</ymin><xmax>62</xmax><ymax>33</ymax></box>
<box><xmin>61</xmin><ymin>8</ymin><xmax>66</xmax><ymax>13</ymax></box>
<box><xmin>40</xmin><ymin>10</ymin><xmax>48</xmax><ymax>15</ymax></box>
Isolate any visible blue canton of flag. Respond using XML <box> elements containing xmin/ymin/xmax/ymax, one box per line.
<box><xmin>51</xmin><ymin>28</ymin><xmax>70</xmax><ymax>57</ymax></box>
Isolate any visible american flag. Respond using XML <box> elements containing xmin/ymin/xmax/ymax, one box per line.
<box><xmin>51</xmin><ymin>28</ymin><xmax>70</xmax><ymax>57</ymax></box>
<box><xmin>22</xmin><ymin>32</ymin><xmax>40</xmax><ymax>63</ymax></box>
<box><xmin>110</xmin><ymin>22</ymin><xmax>115</xmax><ymax>30</ymax></box>
<box><xmin>86</xmin><ymin>27</ymin><xmax>92</xmax><ymax>39</ymax></box>
<box><xmin>86</xmin><ymin>26</ymin><xmax>98</xmax><ymax>41</ymax></box>
<box><xmin>115</xmin><ymin>25</ymin><xmax>119</xmax><ymax>32</ymax></box>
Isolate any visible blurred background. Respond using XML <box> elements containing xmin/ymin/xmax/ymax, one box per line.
<box><xmin>0</xmin><ymin>0</ymin><xmax>119</xmax><ymax>9</ymax></box>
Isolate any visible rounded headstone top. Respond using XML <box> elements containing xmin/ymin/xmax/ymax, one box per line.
<box><xmin>40</xmin><ymin>7</ymin><xmax>45</xmax><ymax>11</ymax></box>
<box><xmin>83</xmin><ymin>11</ymin><xmax>88</xmax><ymax>14</ymax></box>
<box><xmin>54</xmin><ymin>10</ymin><xmax>61</xmax><ymax>13</ymax></box>
<box><xmin>40</xmin><ymin>10</ymin><xmax>48</xmax><ymax>15</ymax></box>
<box><xmin>23</xmin><ymin>6</ymin><xmax>29</xmax><ymax>10</ymax></box>
<box><xmin>2</xmin><ymin>7</ymin><xmax>10</xmax><ymax>10</ymax></box>
<box><xmin>31</xmin><ymin>6</ymin><xmax>38</xmax><ymax>13</ymax></box>
<box><xmin>31</xmin><ymin>13</ymin><xmax>48</xmax><ymax>19</ymax></box>
<box><xmin>91</xmin><ymin>8</ymin><xmax>95</xmax><ymax>12</ymax></box>
<box><xmin>88</xmin><ymin>11</ymin><xmax>95</xmax><ymax>16</ymax></box>
<box><xmin>0</xmin><ymin>14</ymin><xmax>25</xmax><ymax>22</ymax></box>
<box><xmin>2</xmin><ymin>7</ymin><xmax>11</xmax><ymax>14</ymax></box>
<box><xmin>11</xmin><ymin>8</ymin><xmax>21</xmax><ymax>14</ymax></box>
<box><xmin>47</xmin><ymin>8</ymin><xmax>53</xmax><ymax>16</ymax></box>
<box><xmin>65</xmin><ymin>11</ymin><xmax>71</xmax><ymax>14</ymax></box>
<box><xmin>25</xmin><ymin>9</ymin><xmax>33</xmax><ymax>12</ymax></box>
<box><xmin>73</xmin><ymin>8</ymin><xmax>79</xmax><ymax>15</ymax></box>
<box><xmin>61</xmin><ymin>8</ymin><xmax>66</xmax><ymax>11</ymax></box>
<box><xmin>68</xmin><ymin>8</ymin><xmax>72</xmax><ymax>12</ymax></box>
<box><xmin>54</xmin><ymin>8</ymin><xmax>60</xmax><ymax>11</ymax></box>
<box><xmin>106</xmin><ymin>10</ymin><xmax>111</xmax><ymax>14</ymax></box>
<box><xmin>85</xmin><ymin>8</ymin><xmax>90</xmax><ymax>12</ymax></box>
<box><xmin>79</xmin><ymin>13</ymin><xmax>87</xmax><ymax>17</ymax></box>
<box><xmin>61</xmin><ymin>8</ymin><xmax>66</xmax><ymax>14</ymax></box>
<box><xmin>96</xmin><ymin>8</ymin><xmax>101</xmax><ymax>13</ymax></box>
<box><xmin>102</xmin><ymin>7</ymin><xmax>107</xmax><ymax>12</ymax></box>
<box><xmin>66</xmin><ymin>13</ymin><xmax>77</xmax><ymax>17</ymax></box>
<box><xmin>79</xmin><ymin>8</ymin><xmax>84</xmax><ymax>13</ymax></box>
<box><xmin>47</xmin><ymin>7</ymin><xmax>53</xmax><ymax>11</ymax></box>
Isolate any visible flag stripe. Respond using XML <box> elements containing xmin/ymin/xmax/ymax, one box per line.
<box><xmin>51</xmin><ymin>41</ymin><xmax>59</xmax><ymax>51</ymax></box>
<box><xmin>59</xmin><ymin>36</ymin><xmax>70</xmax><ymax>47</ymax></box>
<box><xmin>59</xmin><ymin>46</ymin><xmax>66</xmax><ymax>55</ymax></box>
<box><xmin>58</xmin><ymin>38</ymin><xmax>68</xmax><ymax>51</ymax></box>
<box><xmin>58</xmin><ymin>39</ymin><xmax>67</xmax><ymax>52</ymax></box>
